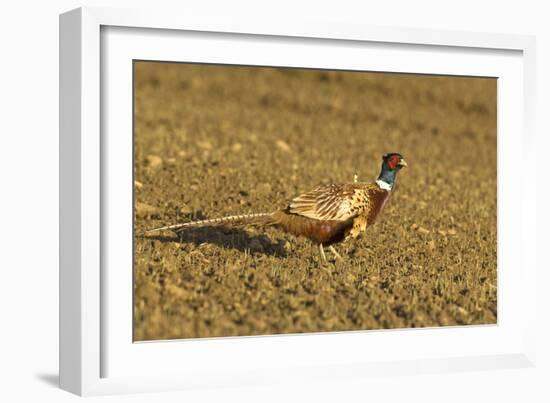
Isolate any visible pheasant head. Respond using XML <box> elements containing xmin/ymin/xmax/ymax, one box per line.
<box><xmin>376</xmin><ymin>153</ymin><xmax>407</xmax><ymax>190</ymax></box>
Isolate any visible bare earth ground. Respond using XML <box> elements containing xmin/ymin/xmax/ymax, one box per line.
<box><xmin>133</xmin><ymin>62</ymin><xmax>497</xmax><ymax>341</ymax></box>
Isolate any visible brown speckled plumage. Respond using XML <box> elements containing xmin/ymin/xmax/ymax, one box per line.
<box><xmin>278</xmin><ymin>182</ymin><xmax>391</xmax><ymax>245</ymax></box>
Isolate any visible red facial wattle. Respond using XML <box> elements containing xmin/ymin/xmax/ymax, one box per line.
<box><xmin>388</xmin><ymin>156</ymin><xmax>400</xmax><ymax>169</ymax></box>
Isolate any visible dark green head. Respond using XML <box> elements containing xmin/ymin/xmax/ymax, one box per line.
<box><xmin>377</xmin><ymin>153</ymin><xmax>408</xmax><ymax>189</ymax></box>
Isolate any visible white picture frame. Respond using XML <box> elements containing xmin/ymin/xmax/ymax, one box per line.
<box><xmin>59</xmin><ymin>6</ymin><xmax>537</xmax><ymax>396</ymax></box>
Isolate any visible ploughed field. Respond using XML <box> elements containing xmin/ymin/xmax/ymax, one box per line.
<box><xmin>133</xmin><ymin>62</ymin><xmax>497</xmax><ymax>341</ymax></box>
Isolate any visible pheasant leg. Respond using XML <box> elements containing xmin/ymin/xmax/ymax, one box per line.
<box><xmin>319</xmin><ymin>244</ymin><xmax>327</xmax><ymax>263</ymax></box>
<box><xmin>329</xmin><ymin>245</ymin><xmax>344</xmax><ymax>262</ymax></box>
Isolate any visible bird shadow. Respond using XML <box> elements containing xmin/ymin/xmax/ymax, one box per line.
<box><xmin>142</xmin><ymin>226</ymin><xmax>288</xmax><ymax>258</ymax></box>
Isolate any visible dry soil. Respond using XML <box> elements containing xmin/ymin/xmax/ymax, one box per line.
<box><xmin>133</xmin><ymin>62</ymin><xmax>497</xmax><ymax>341</ymax></box>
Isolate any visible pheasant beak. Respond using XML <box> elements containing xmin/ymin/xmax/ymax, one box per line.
<box><xmin>398</xmin><ymin>159</ymin><xmax>408</xmax><ymax>168</ymax></box>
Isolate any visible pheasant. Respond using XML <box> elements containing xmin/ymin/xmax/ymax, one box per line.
<box><xmin>146</xmin><ymin>153</ymin><xmax>407</xmax><ymax>263</ymax></box>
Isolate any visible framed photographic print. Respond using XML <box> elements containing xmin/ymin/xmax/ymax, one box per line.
<box><xmin>60</xmin><ymin>6</ymin><xmax>537</xmax><ymax>396</ymax></box>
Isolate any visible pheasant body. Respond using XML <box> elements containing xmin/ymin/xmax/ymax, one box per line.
<box><xmin>146</xmin><ymin>153</ymin><xmax>407</xmax><ymax>261</ymax></box>
<box><xmin>270</xmin><ymin>209</ymin><xmax>354</xmax><ymax>246</ymax></box>
<box><xmin>278</xmin><ymin>182</ymin><xmax>392</xmax><ymax>245</ymax></box>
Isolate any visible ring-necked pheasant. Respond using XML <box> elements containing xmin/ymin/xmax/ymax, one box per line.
<box><xmin>146</xmin><ymin>153</ymin><xmax>407</xmax><ymax>263</ymax></box>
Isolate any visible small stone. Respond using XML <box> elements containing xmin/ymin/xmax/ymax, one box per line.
<box><xmin>438</xmin><ymin>229</ymin><xmax>447</xmax><ymax>236</ymax></box>
<box><xmin>134</xmin><ymin>180</ymin><xmax>143</xmax><ymax>190</ymax></box>
<box><xmin>456</xmin><ymin>306</ymin><xmax>468</xmax><ymax>315</ymax></box>
<box><xmin>145</xmin><ymin>155</ymin><xmax>163</xmax><ymax>169</ymax></box>
<box><xmin>231</xmin><ymin>143</ymin><xmax>242</xmax><ymax>152</ymax></box>
<box><xmin>417</xmin><ymin>227</ymin><xmax>430</xmax><ymax>235</ymax></box>
<box><xmin>177</xmin><ymin>149</ymin><xmax>187</xmax><ymax>157</ymax></box>
<box><xmin>256</xmin><ymin>183</ymin><xmax>272</xmax><ymax>196</ymax></box>
<box><xmin>166</xmin><ymin>157</ymin><xmax>177</xmax><ymax>165</ymax></box>
<box><xmin>276</xmin><ymin>139</ymin><xmax>291</xmax><ymax>152</ymax></box>
<box><xmin>135</xmin><ymin>202</ymin><xmax>159</xmax><ymax>218</ymax></box>
<box><xmin>179</xmin><ymin>205</ymin><xmax>192</xmax><ymax>215</ymax></box>
<box><xmin>448</xmin><ymin>228</ymin><xmax>457</xmax><ymax>236</ymax></box>
<box><xmin>287</xmin><ymin>296</ymin><xmax>300</xmax><ymax>309</ymax></box>
<box><xmin>197</xmin><ymin>140</ymin><xmax>213</xmax><ymax>150</ymax></box>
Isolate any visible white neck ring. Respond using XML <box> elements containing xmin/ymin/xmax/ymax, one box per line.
<box><xmin>376</xmin><ymin>179</ymin><xmax>393</xmax><ymax>191</ymax></box>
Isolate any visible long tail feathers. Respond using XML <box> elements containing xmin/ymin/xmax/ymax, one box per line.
<box><xmin>146</xmin><ymin>212</ymin><xmax>276</xmax><ymax>235</ymax></box>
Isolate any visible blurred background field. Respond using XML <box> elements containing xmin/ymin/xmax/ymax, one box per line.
<box><xmin>133</xmin><ymin>61</ymin><xmax>497</xmax><ymax>341</ymax></box>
